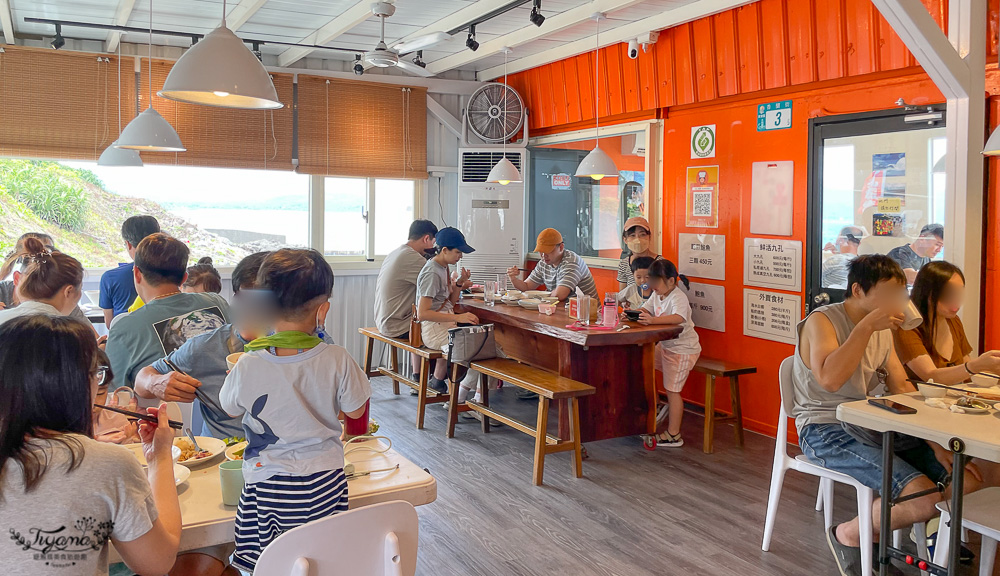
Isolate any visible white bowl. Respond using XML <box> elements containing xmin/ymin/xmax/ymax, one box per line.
<box><xmin>226</xmin><ymin>352</ymin><xmax>244</xmax><ymax>371</ymax></box>
<box><xmin>524</xmin><ymin>290</ymin><xmax>550</xmax><ymax>298</ymax></box>
<box><xmin>518</xmin><ymin>298</ymin><xmax>542</xmax><ymax>310</ymax></box>
<box><xmin>970</xmin><ymin>373</ymin><xmax>1000</xmax><ymax>388</ymax></box>
<box><xmin>917</xmin><ymin>383</ymin><xmax>947</xmax><ymax>399</ymax></box>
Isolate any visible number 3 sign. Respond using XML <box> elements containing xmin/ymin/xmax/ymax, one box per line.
<box><xmin>757</xmin><ymin>100</ymin><xmax>792</xmax><ymax>131</ymax></box>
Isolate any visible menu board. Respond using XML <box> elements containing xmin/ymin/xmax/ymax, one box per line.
<box><xmin>743</xmin><ymin>238</ymin><xmax>802</xmax><ymax>291</ymax></box>
<box><xmin>743</xmin><ymin>289</ymin><xmax>801</xmax><ymax>345</ymax></box>
<box><xmin>678</xmin><ymin>233</ymin><xmax>726</xmax><ymax>280</ymax></box>
<box><xmin>683</xmin><ymin>282</ymin><xmax>726</xmax><ymax>332</ymax></box>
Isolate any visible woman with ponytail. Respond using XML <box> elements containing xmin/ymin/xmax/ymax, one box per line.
<box><xmin>0</xmin><ymin>237</ymin><xmax>84</xmax><ymax>327</ymax></box>
<box><xmin>638</xmin><ymin>259</ymin><xmax>702</xmax><ymax>448</ymax></box>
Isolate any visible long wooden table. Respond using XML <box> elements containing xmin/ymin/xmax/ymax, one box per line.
<box><xmin>456</xmin><ymin>299</ymin><xmax>681</xmax><ymax>442</ymax></box>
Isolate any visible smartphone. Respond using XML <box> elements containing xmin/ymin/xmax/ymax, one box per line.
<box><xmin>867</xmin><ymin>398</ymin><xmax>918</xmax><ymax>415</ymax></box>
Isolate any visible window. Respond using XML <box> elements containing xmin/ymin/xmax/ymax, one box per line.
<box><xmin>374</xmin><ymin>179</ymin><xmax>415</xmax><ymax>256</ymax></box>
<box><xmin>323</xmin><ymin>177</ymin><xmax>415</xmax><ymax>258</ymax></box>
<box><xmin>527</xmin><ymin>130</ymin><xmax>647</xmax><ymax>260</ymax></box>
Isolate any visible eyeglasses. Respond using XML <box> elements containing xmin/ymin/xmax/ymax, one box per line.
<box><xmin>95</xmin><ymin>366</ymin><xmax>109</xmax><ymax>386</ymax></box>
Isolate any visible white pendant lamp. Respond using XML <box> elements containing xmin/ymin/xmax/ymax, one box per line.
<box><xmin>983</xmin><ymin>126</ymin><xmax>1000</xmax><ymax>156</ymax></box>
<box><xmin>575</xmin><ymin>13</ymin><xmax>616</xmax><ymax>181</ymax></box>
<box><xmin>159</xmin><ymin>0</ymin><xmax>282</xmax><ymax>109</ymax></box>
<box><xmin>487</xmin><ymin>47</ymin><xmax>522</xmax><ymax>185</ymax></box>
<box><xmin>99</xmin><ymin>45</ymin><xmax>143</xmax><ymax>166</ymax></box>
<box><xmin>117</xmin><ymin>0</ymin><xmax>185</xmax><ymax>152</ymax></box>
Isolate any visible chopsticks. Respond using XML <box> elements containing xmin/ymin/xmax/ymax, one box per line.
<box><xmin>163</xmin><ymin>358</ymin><xmax>227</xmax><ymax>415</ymax></box>
<box><xmin>93</xmin><ymin>404</ymin><xmax>184</xmax><ymax>429</ymax></box>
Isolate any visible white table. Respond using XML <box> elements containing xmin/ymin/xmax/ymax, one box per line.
<box><xmin>838</xmin><ymin>393</ymin><xmax>1000</xmax><ymax>576</ymax></box>
<box><xmin>111</xmin><ymin>439</ymin><xmax>436</xmax><ymax>563</ymax></box>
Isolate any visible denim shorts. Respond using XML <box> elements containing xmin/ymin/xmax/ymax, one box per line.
<box><xmin>798</xmin><ymin>423</ymin><xmax>948</xmax><ymax>501</ymax></box>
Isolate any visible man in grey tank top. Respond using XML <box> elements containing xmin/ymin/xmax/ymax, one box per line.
<box><xmin>792</xmin><ymin>255</ymin><xmax>977</xmax><ymax>576</ymax></box>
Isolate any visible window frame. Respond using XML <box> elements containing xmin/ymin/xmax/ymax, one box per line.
<box><xmin>525</xmin><ymin>120</ymin><xmax>660</xmax><ymax>270</ymax></box>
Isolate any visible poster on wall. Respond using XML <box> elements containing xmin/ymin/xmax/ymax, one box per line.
<box><xmin>873</xmin><ymin>153</ymin><xmax>905</xmax><ymax>177</ymax></box>
<box><xmin>744</xmin><ymin>238</ymin><xmax>802</xmax><ymax>292</ymax></box>
<box><xmin>743</xmin><ymin>289</ymin><xmax>801</xmax><ymax>345</ymax></box>
<box><xmin>685</xmin><ymin>166</ymin><xmax>719</xmax><ymax>228</ymax></box>
<box><xmin>749</xmin><ymin>161</ymin><xmax>794</xmax><ymax>236</ymax></box>
<box><xmin>683</xmin><ymin>282</ymin><xmax>726</xmax><ymax>332</ymax></box>
<box><xmin>621</xmin><ymin>172</ymin><xmax>646</xmax><ymax>218</ymax></box>
<box><xmin>873</xmin><ymin>213</ymin><xmax>904</xmax><ymax>237</ymax></box>
<box><xmin>678</xmin><ymin>233</ymin><xmax>726</xmax><ymax>280</ymax></box>
<box><xmin>690</xmin><ymin>124</ymin><xmax>716</xmax><ymax>159</ymax></box>
<box><xmin>551</xmin><ymin>173</ymin><xmax>572</xmax><ymax>190</ymax></box>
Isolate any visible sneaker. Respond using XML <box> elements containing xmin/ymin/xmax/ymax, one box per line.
<box><xmin>515</xmin><ymin>388</ymin><xmax>538</xmax><ymax>400</ymax></box>
<box><xmin>656</xmin><ymin>432</ymin><xmax>684</xmax><ymax>448</ymax></box>
<box><xmin>428</xmin><ymin>377</ymin><xmax>449</xmax><ymax>394</ymax></box>
<box><xmin>826</xmin><ymin>526</ymin><xmax>863</xmax><ymax>576</ymax></box>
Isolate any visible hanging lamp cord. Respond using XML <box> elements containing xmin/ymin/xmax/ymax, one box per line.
<box><xmin>595</xmin><ymin>17</ymin><xmax>600</xmax><ymax>145</ymax></box>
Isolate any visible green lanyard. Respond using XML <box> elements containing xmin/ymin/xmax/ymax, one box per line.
<box><xmin>244</xmin><ymin>331</ymin><xmax>322</xmax><ymax>353</ymax></box>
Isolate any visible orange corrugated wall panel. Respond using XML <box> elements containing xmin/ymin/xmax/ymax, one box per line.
<box><xmin>814</xmin><ymin>0</ymin><xmax>846</xmax><ymax>81</ymax></box>
<box><xmin>714</xmin><ymin>11</ymin><xmax>741</xmax><ymax>97</ymax></box>
<box><xmin>736</xmin><ymin>4</ymin><xmax>764</xmax><ymax>93</ymax></box>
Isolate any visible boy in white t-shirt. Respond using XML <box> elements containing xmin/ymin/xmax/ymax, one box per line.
<box><xmin>220</xmin><ymin>249</ymin><xmax>371</xmax><ymax>573</ymax></box>
<box><xmin>619</xmin><ymin>256</ymin><xmax>655</xmax><ymax>311</ymax></box>
<box><xmin>638</xmin><ymin>259</ymin><xmax>701</xmax><ymax>448</ymax></box>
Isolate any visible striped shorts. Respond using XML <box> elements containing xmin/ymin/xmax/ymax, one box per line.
<box><xmin>232</xmin><ymin>469</ymin><xmax>349</xmax><ymax>573</ymax></box>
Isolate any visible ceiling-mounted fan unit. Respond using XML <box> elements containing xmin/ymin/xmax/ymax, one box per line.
<box><xmin>464</xmin><ymin>82</ymin><xmax>528</xmax><ymax>146</ymax></box>
<box><xmin>359</xmin><ymin>2</ymin><xmax>445</xmax><ymax>78</ymax></box>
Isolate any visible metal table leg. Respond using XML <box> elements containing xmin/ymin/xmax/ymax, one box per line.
<box><xmin>879</xmin><ymin>431</ymin><xmax>895</xmax><ymax>576</ymax></box>
<box><xmin>946</xmin><ymin>438</ymin><xmax>966</xmax><ymax>576</ymax></box>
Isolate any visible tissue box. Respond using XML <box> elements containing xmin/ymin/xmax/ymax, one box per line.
<box><xmin>569</xmin><ymin>297</ymin><xmax>599</xmax><ymax>321</ymax></box>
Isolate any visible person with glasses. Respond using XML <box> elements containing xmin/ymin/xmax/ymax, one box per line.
<box><xmin>886</xmin><ymin>223</ymin><xmax>944</xmax><ymax>286</ymax></box>
<box><xmin>618</xmin><ymin>216</ymin><xmax>660</xmax><ymax>290</ymax></box>
<box><xmin>821</xmin><ymin>226</ymin><xmax>864</xmax><ymax>289</ymax></box>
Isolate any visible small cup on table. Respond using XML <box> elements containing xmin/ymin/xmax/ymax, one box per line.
<box><xmin>219</xmin><ymin>460</ymin><xmax>245</xmax><ymax>507</ymax></box>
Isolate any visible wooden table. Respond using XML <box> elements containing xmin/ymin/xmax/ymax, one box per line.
<box><xmin>456</xmin><ymin>299</ymin><xmax>681</xmax><ymax>442</ymax></box>
<box><xmin>110</xmin><ymin>439</ymin><xmax>436</xmax><ymax>563</ymax></box>
<box><xmin>838</xmin><ymin>393</ymin><xmax>1000</xmax><ymax>576</ymax></box>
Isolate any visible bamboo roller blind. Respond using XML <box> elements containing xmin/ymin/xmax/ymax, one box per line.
<box><xmin>0</xmin><ymin>46</ymin><xmax>428</xmax><ymax>177</ymax></box>
<box><xmin>296</xmin><ymin>75</ymin><xmax>427</xmax><ymax>178</ymax></box>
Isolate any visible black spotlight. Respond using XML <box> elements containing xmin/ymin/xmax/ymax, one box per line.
<box><xmin>354</xmin><ymin>54</ymin><xmax>364</xmax><ymax>76</ymax></box>
<box><xmin>51</xmin><ymin>24</ymin><xmax>65</xmax><ymax>50</ymax></box>
<box><xmin>530</xmin><ymin>0</ymin><xmax>545</xmax><ymax>27</ymax></box>
<box><xmin>412</xmin><ymin>50</ymin><xmax>426</xmax><ymax>68</ymax></box>
<box><xmin>466</xmin><ymin>25</ymin><xmax>479</xmax><ymax>52</ymax></box>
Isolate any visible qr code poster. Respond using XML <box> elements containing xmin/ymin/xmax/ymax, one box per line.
<box><xmin>686</xmin><ymin>166</ymin><xmax>719</xmax><ymax>228</ymax></box>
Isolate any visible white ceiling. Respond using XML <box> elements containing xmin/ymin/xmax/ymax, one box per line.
<box><xmin>3</xmin><ymin>0</ymin><xmax>751</xmax><ymax>80</ymax></box>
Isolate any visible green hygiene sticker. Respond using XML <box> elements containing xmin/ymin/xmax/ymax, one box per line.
<box><xmin>691</xmin><ymin>124</ymin><xmax>716</xmax><ymax>158</ymax></box>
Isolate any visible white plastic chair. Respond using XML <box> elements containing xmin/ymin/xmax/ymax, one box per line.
<box><xmin>932</xmin><ymin>487</ymin><xmax>1000</xmax><ymax>574</ymax></box>
<box><xmin>253</xmin><ymin>500</ymin><xmax>419</xmax><ymax>576</ymax></box>
<box><xmin>762</xmin><ymin>357</ymin><xmax>928</xmax><ymax>576</ymax></box>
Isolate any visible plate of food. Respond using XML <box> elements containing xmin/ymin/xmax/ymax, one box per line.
<box><xmin>518</xmin><ymin>298</ymin><xmax>543</xmax><ymax>310</ymax></box>
<box><xmin>225</xmin><ymin>441</ymin><xmax>248</xmax><ymax>461</ymax></box>
<box><xmin>175</xmin><ymin>436</ymin><xmax>226</xmax><ymax>466</ymax></box>
<box><xmin>174</xmin><ymin>463</ymin><xmax>191</xmax><ymax>486</ymax></box>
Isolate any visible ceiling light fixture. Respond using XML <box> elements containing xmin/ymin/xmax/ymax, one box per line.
<box><xmin>530</xmin><ymin>0</ymin><xmax>545</xmax><ymax>27</ymax></box>
<box><xmin>487</xmin><ymin>47</ymin><xmax>522</xmax><ymax>186</ymax></box>
<box><xmin>158</xmin><ymin>0</ymin><xmax>282</xmax><ymax>109</ymax></box>
<box><xmin>50</xmin><ymin>24</ymin><xmax>65</xmax><ymax>49</ymax></box>
<box><xmin>466</xmin><ymin>25</ymin><xmax>480</xmax><ymax>52</ymax></box>
<box><xmin>354</xmin><ymin>54</ymin><xmax>365</xmax><ymax>76</ymax></box>
<box><xmin>575</xmin><ymin>13</ymin><xmax>617</xmax><ymax>181</ymax></box>
<box><xmin>99</xmin><ymin>44</ymin><xmax>143</xmax><ymax>166</ymax></box>
<box><xmin>116</xmin><ymin>0</ymin><xmax>185</xmax><ymax>152</ymax></box>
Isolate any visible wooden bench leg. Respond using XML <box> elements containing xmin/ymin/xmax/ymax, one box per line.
<box><xmin>729</xmin><ymin>375</ymin><xmax>745</xmax><ymax>448</ymax></box>
<box><xmin>703</xmin><ymin>373</ymin><xmax>716</xmax><ymax>454</ymax></box>
<box><xmin>569</xmin><ymin>397</ymin><xmax>583</xmax><ymax>478</ymax></box>
<box><xmin>532</xmin><ymin>397</ymin><xmax>550</xmax><ymax>486</ymax></box>
<box><xmin>389</xmin><ymin>347</ymin><xmax>400</xmax><ymax>396</ymax></box>
<box><xmin>362</xmin><ymin>336</ymin><xmax>375</xmax><ymax>376</ymax></box>
<box><xmin>446</xmin><ymin>364</ymin><xmax>460</xmax><ymax>439</ymax></box>
<box><xmin>479</xmin><ymin>372</ymin><xmax>490</xmax><ymax>434</ymax></box>
<box><xmin>416</xmin><ymin>357</ymin><xmax>430</xmax><ymax>430</ymax></box>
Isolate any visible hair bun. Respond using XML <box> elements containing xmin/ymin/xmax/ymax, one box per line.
<box><xmin>197</xmin><ymin>257</ymin><xmax>213</xmax><ymax>266</ymax></box>
<box><xmin>22</xmin><ymin>237</ymin><xmax>48</xmax><ymax>255</ymax></box>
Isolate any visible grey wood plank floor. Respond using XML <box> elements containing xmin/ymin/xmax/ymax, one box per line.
<box><xmin>368</xmin><ymin>376</ymin><xmax>983</xmax><ymax>576</ymax></box>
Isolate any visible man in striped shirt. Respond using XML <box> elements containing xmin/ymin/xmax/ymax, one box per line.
<box><xmin>507</xmin><ymin>228</ymin><xmax>599</xmax><ymax>301</ymax></box>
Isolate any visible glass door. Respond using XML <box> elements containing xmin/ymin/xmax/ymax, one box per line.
<box><xmin>806</xmin><ymin>109</ymin><xmax>946</xmax><ymax>313</ymax></box>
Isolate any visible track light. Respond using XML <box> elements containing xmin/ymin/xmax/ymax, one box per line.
<box><xmin>411</xmin><ymin>50</ymin><xmax>426</xmax><ymax>68</ymax></box>
<box><xmin>466</xmin><ymin>25</ymin><xmax>479</xmax><ymax>52</ymax></box>
<box><xmin>354</xmin><ymin>54</ymin><xmax>365</xmax><ymax>75</ymax></box>
<box><xmin>51</xmin><ymin>24</ymin><xmax>65</xmax><ymax>49</ymax></box>
<box><xmin>530</xmin><ymin>0</ymin><xmax>545</xmax><ymax>27</ymax></box>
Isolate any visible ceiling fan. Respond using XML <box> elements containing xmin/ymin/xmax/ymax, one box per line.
<box><xmin>359</xmin><ymin>2</ymin><xmax>449</xmax><ymax>78</ymax></box>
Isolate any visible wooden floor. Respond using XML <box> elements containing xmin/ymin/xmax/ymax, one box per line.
<box><xmin>369</xmin><ymin>376</ymin><xmax>988</xmax><ymax>576</ymax></box>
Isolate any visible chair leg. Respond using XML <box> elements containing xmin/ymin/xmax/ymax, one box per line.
<box><xmin>362</xmin><ymin>336</ymin><xmax>375</xmax><ymax>375</ymax></box>
<box><xmin>822</xmin><ymin>478</ymin><xmax>834</xmax><ymax>531</ymax></box>
<box><xmin>416</xmin><ymin>358</ymin><xmax>430</xmax><ymax>430</ymax></box>
<box><xmin>446</xmin><ymin>364</ymin><xmax>460</xmax><ymax>439</ymax></box>
<box><xmin>729</xmin><ymin>375</ymin><xmax>745</xmax><ymax>448</ymax></box>
<box><xmin>933</xmin><ymin>509</ymin><xmax>952</xmax><ymax>568</ymax></box>
<box><xmin>857</xmin><ymin>487</ymin><xmax>874</xmax><ymax>576</ymax></box>
<box><xmin>979</xmin><ymin>535</ymin><xmax>997</xmax><ymax>576</ymax></box>
<box><xmin>703</xmin><ymin>374</ymin><xmax>716</xmax><ymax>454</ymax></box>
<box><xmin>389</xmin><ymin>347</ymin><xmax>400</xmax><ymax>395</ymax></box>
<box><xmin>532</xmin><ymin>397</ymin><xmax>550</xmax><ymax>486</ymax></box>
<box><xmin>761</xmin><ymin>460</ymin><xmax>788</xmax><ymax>552</ymax></box>
<box><xmin>815</xmin><ymin>479</ymin><xmax>826</xmax><ymax>512</ymax></box>
<box><xmin>479</xmin><ymin>372</ymin><xmax>490</xmax><ymax>434</ymax></box>
<box><xmin>569</xmin><ymin>398</ymin><xmax>583</xmax><ymax>478</ymax></box>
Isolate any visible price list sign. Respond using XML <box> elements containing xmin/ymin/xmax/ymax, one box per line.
<box><xmin>743</xmin><ymin>289</ymin><xmax>801</xmax><ymax>344</ymax></box>
<box><xmin>683</xmin><ymin>282</ymin><xmax>725</xmax><ymax>332</ymax></box>
<box><xmin>678</xmin><ymin>233</ymin><xmax>725</xmax><ymax>281</ymax></box>
<box><xmin>743</xmin><ymin>238</ymin><xmax>802</xmax><ymax>292</ymax></box>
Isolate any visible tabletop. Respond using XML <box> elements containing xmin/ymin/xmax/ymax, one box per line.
<box><xmin>837</xmin><ymin>393</ymin><xmax>1000</xmax><ymax>462</ymax></box>
<box><xmin>110</xmin><ymin>438</ymin><xmax>436</xmax><ymax>562</ymax></box>
<box><xmin>456</xmin><ymin>298</ymin><xmax>681</xmax><ymax>347</ymax></box>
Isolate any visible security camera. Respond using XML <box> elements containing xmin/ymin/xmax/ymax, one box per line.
<box><xmin>627</xmin><ymin>39</ymin><xmax>639</xmax><ymax>60</ymax></box>
<box><xmin>354</xmin><ymin>55</ymin><xmax>365</xmax><ymax>76</ymax></box>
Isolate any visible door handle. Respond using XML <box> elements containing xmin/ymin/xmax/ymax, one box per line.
<box><xmin>813</xmin><ymin>292</ymin><xmax>830</xmax><ymax>306</ymax></box>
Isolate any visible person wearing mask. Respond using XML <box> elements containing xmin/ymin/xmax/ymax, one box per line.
<box><xmin>617</xmin><ymin>216</ymin><xmax>659</xmax><ymax>290</ymax></box>
<box><xmin>0</xmin><ymin>238</ymin><xmax>84</xmax><ymax>328</ymax></box>
<box><xmin>821</xmin><ymin>226</ymin><xmax>863</xmax><ymax>289</ymax></box>
<box><xmin>0</xmin><ymin>314</ymin><xmax>181</xmax><ymax>576</ymax></box>
<box><xmin>100</xmin><ymin>215</ymin><xmax>160</xmax><ymax>325</ymax></box>
<box><xmin>506</xmin><ymin>228</ymin><xmax>598</xmax><ymax>301</ymax></box>
<box><xmin>886</xmin><ymin>223</ymin><xmax>944</xmax><ymax>285</ymax></box>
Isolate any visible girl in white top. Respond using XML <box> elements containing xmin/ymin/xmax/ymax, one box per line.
<box><xmin>0</xmin><ymin>237</ymin><xmax>84</xmax><ymax>327</ymax></box>
<box><xmin>638</xmin><ymin>259</ymin><xmax>701</xmax><ymax>448</ymax></box>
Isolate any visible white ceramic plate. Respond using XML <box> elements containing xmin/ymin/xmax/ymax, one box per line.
<box><xmin>175</xmin><ymin>436</ymin><xmax>226</xmax><ymax>466</ymax></box>
<box><xmin>518</xmin><ymin>298</ymin><xmax>542</xmax><ymax>310</ymax></box>
<box><xmin>225</xmin><ymin>441</ymin><xmax>248</xmax><ymax>461</ymax></box>
<box><xmin>124</xmin><ymin>443</ymin><xmax>181</xmax><ymax>467</ymax></box>
<box><xmin>524</xmin><ymin>290</ymin><xmax>549</xmax><ymax>299</ymax></box>
<box><xmin>174</xmin><ymin>463</ymin><xmax>191</xmax><ymax>486</ymax></box>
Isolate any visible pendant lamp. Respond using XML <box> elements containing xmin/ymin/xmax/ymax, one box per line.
<box><xmin>117</xmin><ymin>0</ymin><xmax>185</xmax><ymax>152</ymax></box>
<box><xmin>159</xmin><ymin>0</ymin><xmax>282</xmax><ymax>109</ymax></box>
<box><xmin>983</xmin><ymin>126</ymin><xmax>1000</xmax><ymax>156</ymax></box>
<box><xmin>100</xmin><ymin>45</ymin><xmax>143</xmax><ymax>166</ymax></box>
<box><xmin>575</xmin><ymin>13</ymin><xmax>616</xmax><ymax>181</ymax></box>
<box><xmin>487</xmin><ymin>47</ymin><xmax>522</xmax><ymax>185</ymax></box>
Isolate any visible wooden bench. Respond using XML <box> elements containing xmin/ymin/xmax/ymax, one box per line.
<box><xmin>677</xmin><ymin>357</ymin><xmax>756</xmax><ymax>454</ymax></box>
<box><xmin>359</xmin><ymin>327</ymin><xmax>446</xmax><ymax>430</ymax></box>
<box><xmin>450</xmin><ymin>358</ymin><xmax>595</xmax><ymax>486</ymax></box>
